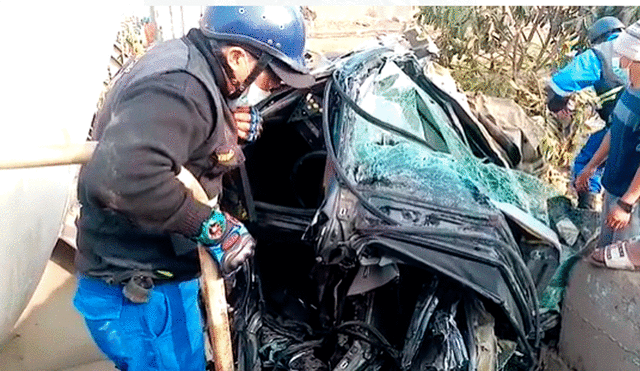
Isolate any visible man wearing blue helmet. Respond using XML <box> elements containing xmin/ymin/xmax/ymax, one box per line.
<box><xmin>73</xmin><ymin>6</ymin><xmax>314</xmax><ymax>371</ymax></box>
<box><xmin>547</xmin><ymin>16</ymin><xmax>626</xmax><ymax>210</ymax></box>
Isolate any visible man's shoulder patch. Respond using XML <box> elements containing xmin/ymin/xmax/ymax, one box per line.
<box><xmin>213</xmin><ymin>148</ymin><xmax>235</xmax><ymax>165</ymax></box>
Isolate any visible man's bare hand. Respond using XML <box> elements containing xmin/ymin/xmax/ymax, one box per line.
<box><xmin>555</xmin><ymin>107</ymin><xmax>573</xmax><ymax>125</ymax></box>
<box><xmin>574</xmin><ymin>168</ymin><xmax>593</xmax><ymax>193</ymax></box>
<box><xmin>607</xmin><ymin>204</ymin><xmax>631</xmax><ymax>230</ymax></box>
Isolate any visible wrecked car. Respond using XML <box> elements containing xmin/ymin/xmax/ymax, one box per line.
<box><xmin>220</xmin><ymin>41</ymin><xmax>580</xmax><ymax>370</ymax></box>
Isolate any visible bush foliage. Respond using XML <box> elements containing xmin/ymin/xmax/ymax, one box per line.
<box><xmin>414</xmin><ymin>6</ymin><xmax>639</xmax><ymax>189</ymax></box>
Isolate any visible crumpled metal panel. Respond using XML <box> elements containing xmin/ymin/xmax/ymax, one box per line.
<box><xmin>318</xmin><ymin>47</ymin><xmax>558</xmax><ymax>364</ymax></box>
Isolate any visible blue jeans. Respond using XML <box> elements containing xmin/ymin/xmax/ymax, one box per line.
<box><xmin>74</xmin><ymin>276</ymin><xmax>206</xmax><ymax>371</ymax></box>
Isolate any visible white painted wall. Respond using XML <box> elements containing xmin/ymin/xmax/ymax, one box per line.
<box><xmin>0</xmin><ymin>0</ymin><xmax>137</xmax><ymax>348</ymax></box>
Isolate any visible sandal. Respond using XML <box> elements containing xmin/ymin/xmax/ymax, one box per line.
<box><xmin>588</xmin><ymin>237</ymin><xmax>640</xmax><ymax>270</ymax></box>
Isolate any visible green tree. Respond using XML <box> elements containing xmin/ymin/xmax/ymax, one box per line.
<box><xmin>414</xmin><ymin>6</ymin><xmax>639</xmax><ymax>187</ymax></box>
<box><xmin>415</xmin><ymin>6</ymin><xmax>596</xmax><ymax>115</ymax></box>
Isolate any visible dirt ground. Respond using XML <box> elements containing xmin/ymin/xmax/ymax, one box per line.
<box><xmin>0</xmin><ymin>257</ymin><xmax>114</xmax><ymax>371</ymax></box>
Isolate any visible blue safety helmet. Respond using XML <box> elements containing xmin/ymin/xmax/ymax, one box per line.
<box><xmin>200</xmin><ymin>6</ymin><xmax>314</xmax><ymax>88</ymax></box>
<box><xmin>588</xmin><ymin>16</ymin><xmax>625</xmax><ymax>44</ymax></box>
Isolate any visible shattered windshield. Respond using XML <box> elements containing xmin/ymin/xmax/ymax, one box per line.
<box><xmin>334</xmin><ymin>56</ymin><xmax>558</xmax><ymax>225</ymax></box>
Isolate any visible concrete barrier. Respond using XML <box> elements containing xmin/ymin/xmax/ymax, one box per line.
<box><xmin>560</xmin><ymin>258</ymin><xmax>640</xmax><ymax>371</ymax></box>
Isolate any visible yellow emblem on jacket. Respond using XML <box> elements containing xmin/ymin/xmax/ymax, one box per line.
<box><xmin>216</xmin><ymin>149</ymin><xmax>235</xmax><ymax>164</ymax></box>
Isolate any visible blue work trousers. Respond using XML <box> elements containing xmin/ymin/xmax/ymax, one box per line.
<box><xmin>73</xmin><ymin>276</ymin><xmax>206</xmax><ymax>371</ymax></box>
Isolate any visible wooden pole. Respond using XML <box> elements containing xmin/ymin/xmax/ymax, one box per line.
<box><xmin>0</xmin><ymin>141</ymin><xmax>97</xmax><ymax>169</ymax></box>
<box><xmin>177</xmin><ymin>168</ymin><xmax>235</xmax><ymax>371</ymax></box>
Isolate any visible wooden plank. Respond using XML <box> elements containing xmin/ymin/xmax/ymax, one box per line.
<box><xmin>0</xmin><ymin>142</ymin><xmax>97</xmax><ymax>169</ymax></box>
<box><xmin>177</xmin><ymin>168</ymin><xmax>235</xmax><ymax>371</ymax></box>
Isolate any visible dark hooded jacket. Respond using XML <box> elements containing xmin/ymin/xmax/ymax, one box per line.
<box><xmin>75</xmin><ymin>32</ymin><xmax>243</xmax><ymax>282</ymax></box>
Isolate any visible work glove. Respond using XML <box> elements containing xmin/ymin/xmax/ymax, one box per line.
<box><xmin>246</xmin><ymin>107</ymin><xmax>263</xmax><ymax>143</ymax></box>
<box><xmin>193</xmin><ymin>210</ymin><xmax>255</xmax><ymax>275</ymax></box>
<box><xmin>233</xmin><ymin>106</ymin><xmax>263</xmax><ymax>143</ymax></box>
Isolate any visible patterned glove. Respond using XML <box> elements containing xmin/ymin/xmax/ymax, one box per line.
<box><xmin>246</xmin><ymin>107</ymin><xmax>263</xmax><ymax>143</ymax></box>
<box><xmin>194</xmin><ymin>210</ymin><xmax>255</xmax><ymax>275</ymax></box>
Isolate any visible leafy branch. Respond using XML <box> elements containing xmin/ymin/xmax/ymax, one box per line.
<box><xmin>413</xmin><ymin>6</ymin><xmax>639</xmax><ymax>191</ymax></box>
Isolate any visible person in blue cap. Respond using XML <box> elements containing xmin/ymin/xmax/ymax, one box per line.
<box><xmin>547</xmin><ymin>16</ymin><xmax>626</xmax><ymax>209</ymax></box>
<box><xmin>73</xmin><ymin>7</ymin><xmax>314</xmax><ymax>371</ymax></box>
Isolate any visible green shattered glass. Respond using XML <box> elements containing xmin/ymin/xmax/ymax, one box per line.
<box><xmin>335</xmin><ymin>59</ymin><xmax>558</xmax><ymax>225</ymax></box>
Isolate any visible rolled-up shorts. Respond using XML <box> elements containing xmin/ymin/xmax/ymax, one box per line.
<box><xmin>73</xmin><ymin>276</ymin><xmax>205</xmax><ymax>371</ymax></box>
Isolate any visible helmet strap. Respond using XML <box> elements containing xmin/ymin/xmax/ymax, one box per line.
<box><xmin>185</xmin><ymin>29</ymin><xmax>236</xmax><ymax>97</ymax></box>
<box><xmin>185</xmin><ymin>29</ymin><xmax>274</xmax><ymax>99</ymax></box>
<box><xmin>226</xmin><ymin>52</ymin><xmax>273</xmax><ymax>99</ymax></box>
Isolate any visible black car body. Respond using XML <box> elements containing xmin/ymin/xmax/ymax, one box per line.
<box><xmin>224</xmin><ymin>43</ymin><xmax>567</xmax><ymax>371</ymax></box>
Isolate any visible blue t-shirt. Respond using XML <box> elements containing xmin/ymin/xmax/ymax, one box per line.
<box><xmin>602</xmin><ymin>88</ymin><xmax>640</xmax><ymax>197</ymax></box>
